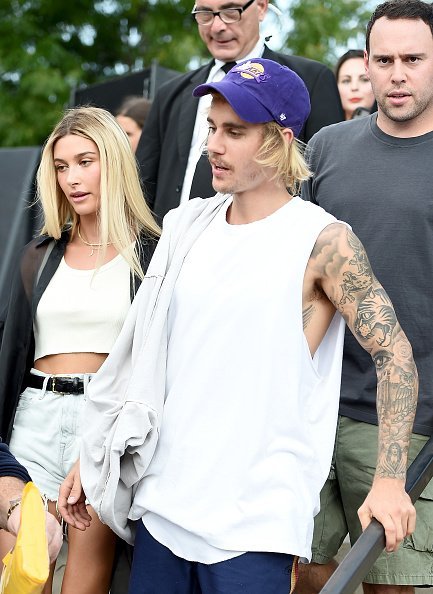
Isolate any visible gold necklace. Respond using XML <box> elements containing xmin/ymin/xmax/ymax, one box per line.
<box><xmin>77</xmin><ymin>225</ymin><xmax>111</xmax><ymax>256</ymax></box>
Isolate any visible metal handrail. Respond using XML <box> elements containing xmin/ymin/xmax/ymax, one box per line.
<box><xmin>319</xmin><ymin>435</ymin><xmax>433</xmax><ymax>594</ymax></box>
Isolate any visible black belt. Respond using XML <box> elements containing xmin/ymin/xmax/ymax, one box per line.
<box><xmin>26</xmin><ymin>374</ymin><xmax>86</xmax><ymax>395</ymax></box>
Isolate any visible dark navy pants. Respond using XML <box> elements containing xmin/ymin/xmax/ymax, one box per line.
<box><xmin>128</xmin><ymin>521</ymin><xmax>297</xmax><ymax>594</ymax></box>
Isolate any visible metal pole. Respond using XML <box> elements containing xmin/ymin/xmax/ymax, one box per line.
<box><xmin>319</xmin><ymin>436</ymin><xmax>433</xmax><ymax>594</ymax></box>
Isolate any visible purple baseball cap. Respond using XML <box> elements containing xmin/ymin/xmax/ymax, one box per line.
<box><xmin>193</xmin><ymin>58</ymin><xmax>311</xmax><ymax>137</ymax></box>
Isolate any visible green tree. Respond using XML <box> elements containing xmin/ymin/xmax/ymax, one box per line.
<box><xmin>0</xmin><ymin>0</ymin><xmax>206</xmax><ymax>147</ymax></box>
<box><xmin>286</xmin><ymin>0</ymin><xmax>371</xmax><ymax>67</ymax></box>
<box><xmin>1</xmin><ymin>0</ymin><xmax>372</xmax><ymax>147</ymax></box>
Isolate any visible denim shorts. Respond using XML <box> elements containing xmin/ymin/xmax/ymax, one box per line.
<box><xmin>311</xmin><ymin>416</ymin><xmax>433</xmax><ymax>586</ymax></box>
<box><xmin>9</xmin><ymin>368</ymin><xmax>93</xmax><ymax>501</ymax></box>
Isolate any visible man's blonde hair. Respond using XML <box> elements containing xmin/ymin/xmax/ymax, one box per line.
<box><xmin>37</xmin><ymin>106</ymin><xmax>160</xmax><ymax>279</ymax></box>
<box><xmin>255</xmin><ymin>121</ymin><xmax>311</xmax><ymax>194</ymax></box>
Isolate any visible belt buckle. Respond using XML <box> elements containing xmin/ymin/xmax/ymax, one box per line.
<box><xmin>51</xmin><ymin>376</ymin><xmax>67</xmax><ymax>396</ymax></box>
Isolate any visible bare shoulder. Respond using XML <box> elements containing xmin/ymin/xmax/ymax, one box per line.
<box><xmin>307</xmin><ymin>222</ymin><xmax>366</xmax><ymax>289</ymax></box>
<box><xmin>310</xmin><ymin>222</ymin><xmax>354</xmax><ymax>263</ymax></box>
<box><xmin>302</xmin><ymin>223</ymin><xmax>345</xmax><ymax>347</ymax></box>
<box><xmin>307</xmin><ymin>221</ymin><xmax>380</xmax><ymax>320</ymax></box>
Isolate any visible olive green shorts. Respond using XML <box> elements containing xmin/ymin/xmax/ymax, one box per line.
<box><xmin>311</xmin><ymin>416</ymin><xmax>433</xmax><ymax>586</ymax></box>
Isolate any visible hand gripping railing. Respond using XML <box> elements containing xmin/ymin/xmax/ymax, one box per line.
<box><xmin>319</xmin><ymin>435</ymin><xmax>433</xmax><ymax>594</ymax></box>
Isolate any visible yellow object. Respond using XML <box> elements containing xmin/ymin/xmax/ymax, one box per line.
<box><xmin>0</xmin><ymin>482</ymin><xmax>49</xmax><ymax>594</ymax></box>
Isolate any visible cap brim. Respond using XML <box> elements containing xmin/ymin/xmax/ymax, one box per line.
<box><xmin>193</xmin><ymin>80</ymin><xmax>273</xmax><ymax>124</ymax></box>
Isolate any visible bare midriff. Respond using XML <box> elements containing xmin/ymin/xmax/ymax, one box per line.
<box><xmin>34</xmin><ymin>352</ymin><xmax>108</xmax><ymax>375</ymax></box>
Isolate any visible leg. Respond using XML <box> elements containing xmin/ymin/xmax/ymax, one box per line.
<box><xmin>295</xmin><ymin>559</ymin><xmax>338</xmax><ymax>594</ymax></box>
<box><xmin>109</xmin><ymin>537</ymin><xmax>133</xmax><ymax>594</ymax></box>
<box><xmin>42</xmin><ymin>566</ymin><xmax>56</xmax><ymax>594</ymax></box>
<box><xmin>128</xmin><ymin>520</ymin><xmax>198</xmax><ymax>594</ymax></box>
<box><xmin>42</xmin><ymin>500</ymin><xmax>63</xmax><ymax>594</ymax></box>
<box><xmin>363</xmin><ymin>585</ymin><xmax>414</xmax><ymax>594</ymax></box>
<box><xmin>60</xmin><ymin>505</ymin><xmax>116</xmax><ymax>594</ymax></box>
<box><xmin>295</xmin><ymin>417</ymin><xmax>348</xmax><ymax>593</ymax></box>
<box><xmin>0</xmin><ymin>530</ymin><xmax>16</xmax><ymax>564</ymax></box>
<box><xmin>198</xmin><ymin>551</ymin><xmax>295</xmax><ymax>594</ymax></box>
<box><xmin>52</xmin><ymin>541</ymin><xmax>68</xmax><ymax>594</ymax></box>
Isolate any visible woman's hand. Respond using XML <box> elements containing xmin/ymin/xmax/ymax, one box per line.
<box><xmin>58</xmin><ymin>460</ymin><xmax>92</xmax><ymax>530</ymax></box>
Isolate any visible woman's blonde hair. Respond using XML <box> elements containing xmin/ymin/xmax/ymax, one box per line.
<box><xmin>37</xmin><ymin>106</ymin><xmax>160</xmax><ymax>279</ymax></box>
<box><xmin>255</xmin><ymin>121</ymin><xmax>311</xmax><ymax>195</ymax></box>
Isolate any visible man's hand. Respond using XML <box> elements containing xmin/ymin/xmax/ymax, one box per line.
<box><xmin>7</xmin><ymin>504</ymin><xmax>63</xmax><ymax>564</ymax></box>
<box><xmin>358</xmin><ymin>477</ymin><xmax>416</xmax><ymax>552</ymax></box>
<box><xmin>58</xmin><ymin>460</ymin><xmax>92</xmax><ymax>531</ymax></box>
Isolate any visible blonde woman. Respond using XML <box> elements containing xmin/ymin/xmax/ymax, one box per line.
<box><xmin>0</xmin><ymin>106</ymin><xmax>159</xmax><ymax>593</ymax></box>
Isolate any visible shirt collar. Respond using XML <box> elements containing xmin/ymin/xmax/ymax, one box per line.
<box><xmin>209</xmin><ymin>39</ymin><xmax>265</xmax><ymax>81</ymax></box>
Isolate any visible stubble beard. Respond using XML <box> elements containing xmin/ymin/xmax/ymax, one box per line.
<box><xmin>216</xmin><ymin>172</ymin><xmax>263</xmax><ymax>197</ymax></box>
<box><xmin>377</xmin><ymin>92</ymin><xmax>430</xmax><ymax>123</ymax></box>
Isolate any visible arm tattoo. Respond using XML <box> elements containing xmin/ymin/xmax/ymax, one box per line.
<box><xmin>311</xmin><ymin>224</ymin><xmax>419</xmax><ymax>481</ymax></box>
<box><xmin>347</xmin><ymin>230</ymin><xmax>370</xmax><ymax>275</ymax></box>
<box><xmin>375</xmin><ymin>358</ymin><xmax>417</xmax><ymax>479</ymax></box>
<box><xmin>303</xmin><ymin>304</ymin><xmax>315</xmax><ymax>330</ymax></box>
<box><xmin>383</xmin><ymin>442</ymin><xmax>404</xmax><ymax>476</ymax></box>
<box><xmin>354</xmin><ymin>287</ymin><xmax>396</xmax><ymax>347</ymax></box>
<box><xmin>339</xmin><ymin>232</ymin><xmax>373</xmax><ymax>304</ymax></box>
<box><xmin>371</xmin><ymin>317</ymin><xmax>417</xmax><ymax>480</ymax></box>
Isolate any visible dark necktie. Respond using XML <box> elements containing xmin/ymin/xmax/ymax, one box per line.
<box><xmin>189</xmin><ymin>62</ymin><xmax>237</xmax><ymax>199</ymax></box>
<box><xmin>221</xmin><ymin>61</ymin><xmax>236</xmax><ymax>74</ymax></box>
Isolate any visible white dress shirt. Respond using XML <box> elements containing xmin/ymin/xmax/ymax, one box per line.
<box><xmin>180</xmin><ymin>39</ymin><xmax>265</xmax><ymax>204</ymax></box>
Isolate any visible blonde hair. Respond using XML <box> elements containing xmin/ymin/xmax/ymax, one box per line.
<box><xmin>255</xmin><ymin>121</ymin><xmax>311</xmax><ymax>194</ymax></box>
<box><xmin>37</xmin><ymin>106</ymin><xmax>160</xmax><ymax>279</ymax></box>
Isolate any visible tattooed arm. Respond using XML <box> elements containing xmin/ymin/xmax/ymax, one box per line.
<box><xmin>308</xmin><ymin>222</ymin><xmax>418</xmax><ymax>552</ymax></box>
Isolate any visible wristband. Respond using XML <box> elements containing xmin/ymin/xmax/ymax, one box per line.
<box><xmin>6</xmin><ymin>497</ymin><xmax>21</xmax><ymax>522</ymax></box>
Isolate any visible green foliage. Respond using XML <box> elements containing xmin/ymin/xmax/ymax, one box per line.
<box><xmin>285</xmin><ymin>0</ymin><xmax>371</xmax><ymax>68</ymax></box>
<box><xmin>0</xmin><ymin>0</ymin><xmax>204</xmax><ymax>147</ymax></box>
<box><xmin>1</xmin><ymin>0</ymin><xmax>372</xmax><ymax>147</ymax></box>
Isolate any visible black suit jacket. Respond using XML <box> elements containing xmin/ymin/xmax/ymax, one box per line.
<box><xmin>137</xmin><ymin>47</ymin><xmax>344</xmax><ymax>222</ymax></box>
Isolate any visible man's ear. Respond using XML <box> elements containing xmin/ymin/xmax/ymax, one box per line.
<box><xmin>281</xmin><ymin>127</ymin><xmax>294</xmax><ymax>145</ymax></box>
<box><xmin>257</xmin><ymin>0</ymin><xmax>268</xmax><ymax>22</ymax></box>
<box><xmin>364</xmin><ymin>49</ymin><xmax>369</xmax><ymax>76</ymax></box>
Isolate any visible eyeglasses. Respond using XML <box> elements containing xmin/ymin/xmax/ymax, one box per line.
<box><xmin>192</xmin><ymin>0</ymin><xmax>255</xmax><ymax>26</ymax></box>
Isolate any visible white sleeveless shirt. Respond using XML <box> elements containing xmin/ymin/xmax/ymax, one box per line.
<box><xmin>140</xmin><ymin>196</ymin><xmax>346</xmax><ymax>563</ymax></box>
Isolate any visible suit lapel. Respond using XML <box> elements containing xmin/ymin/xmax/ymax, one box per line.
<box><xmin>262</xmin><ymin>45</ymin><xmax>275</xmax><ymax>59</ymax></box>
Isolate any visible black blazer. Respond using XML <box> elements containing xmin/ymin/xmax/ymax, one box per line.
<box><xmin>137</xmin><ymin>46</ymin><xmax>344</xmax><ymax>223</ymax></box>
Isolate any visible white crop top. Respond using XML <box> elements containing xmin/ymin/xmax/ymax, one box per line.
<box><xmin>34</xmin><ymin>255</ymin><xmax>131</xmax><ymax>360</ymax></box>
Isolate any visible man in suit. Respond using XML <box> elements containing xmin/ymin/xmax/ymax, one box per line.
<box><xmin>136</xmin><ymin>0</ymin><xmax>344</xmax><ymax>222</ymax></box>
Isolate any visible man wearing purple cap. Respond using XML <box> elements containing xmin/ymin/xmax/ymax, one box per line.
<box><xmin>136</xmin><ymin>0</ymin><xmax>344</xmax><ymax>223</ymax></box>
<box><xmin>62</xmin><ymin>58</ymin><xmax>416</xmax><ymax>594</ymax></box>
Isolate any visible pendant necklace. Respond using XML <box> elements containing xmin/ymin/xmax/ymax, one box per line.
<box><xmin>77</xmin><ymin>225</ymin><xmax>112</xmax><ymax>256</ymax></box>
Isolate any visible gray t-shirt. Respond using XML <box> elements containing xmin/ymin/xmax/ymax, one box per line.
<box><xmin>302</xmin><ymin>113</ymin><xmax>433</xmax><ymax>435</ymax></box>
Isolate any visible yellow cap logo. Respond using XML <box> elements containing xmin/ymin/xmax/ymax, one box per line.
<box><xmin>235</xmin><ymin>61</ymin><xmax>268</xmax><ymax>82</ymax></box>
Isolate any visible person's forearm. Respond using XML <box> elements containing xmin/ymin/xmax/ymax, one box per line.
<box><xmin>375</xmin><ymin>325</ymin><xmax>418</xmax><ymax>480</ymax></box>
<box><xmin>0</xmin><ymin>476</ymin><xmax>25</xmax><ymax>530</ymax></box>
<box><xmin>0</xmin><ymin>443</ymin><xmax>32</xmax><ymax>484</ymax></box>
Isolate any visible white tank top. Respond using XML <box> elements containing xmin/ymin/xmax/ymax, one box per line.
<box><xmin>34</xmin><ymin>254</ymin><xmax>131</xmax><ymax>360</ymax></box>
<box><xmin>139</xmin><ymin>196</ymin><xmax>346</xmax><ymax>563</ymax></box>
